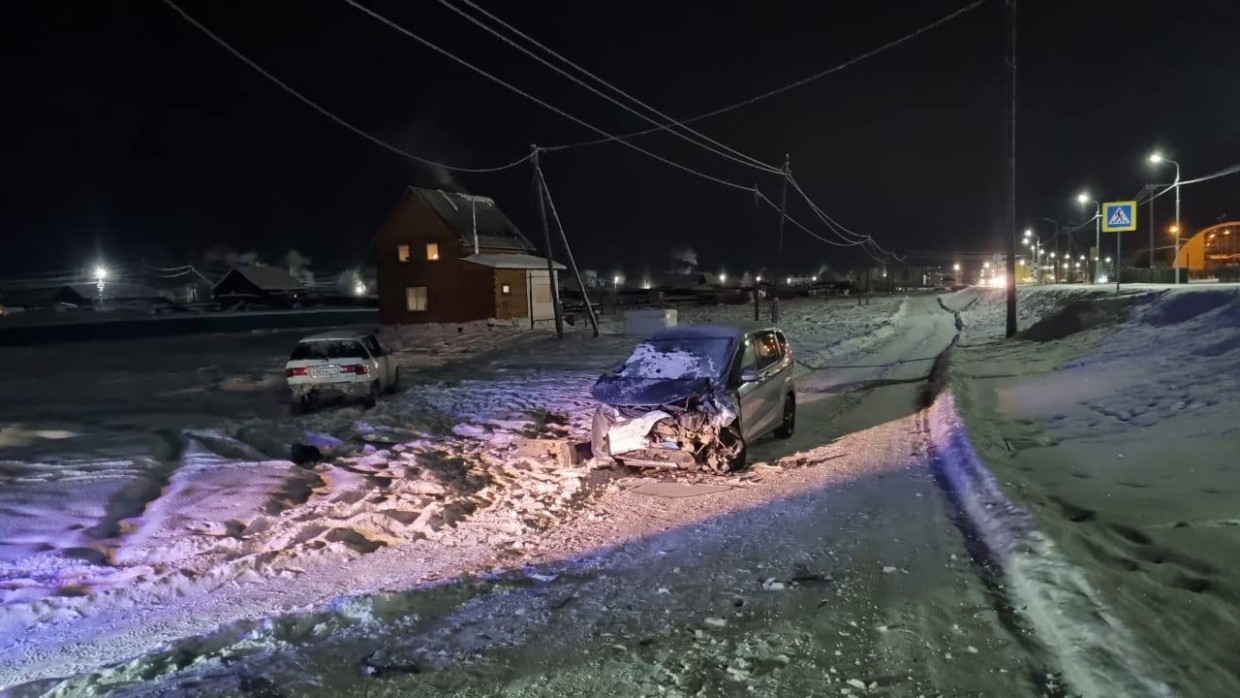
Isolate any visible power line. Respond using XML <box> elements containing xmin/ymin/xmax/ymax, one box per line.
<box><xmin>344</xmin><ymin>0</ymin><xmax>755</xmax><ymax>192</ymax></box>
<box><xmin>161</xmin><ymin>0</ymin><xmax>533</xmax><ymax>174</ymax></box>
<box><xmin>549</xmin><ymin>0</ymin><xmax>988</xmax><ymax>151</ymax></box>
<box><xmin>441</xmin><ymin>0</ymin><xmax>779</xmax><ymax>174</ymax></box>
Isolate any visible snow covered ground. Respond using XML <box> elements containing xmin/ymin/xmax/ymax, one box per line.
<box><xmin>941</xmin><ymin>283</ymin><xmax>1240</xmax><ymax>697</ymax></box>
<box><xmin>0</xmin><ymin>295</ymin><xmax>923</xmax><ymax>691</ymax></box>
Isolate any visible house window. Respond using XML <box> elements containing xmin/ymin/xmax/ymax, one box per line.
<box><xmin>397</xmin><ymin>244</ymin><xmax>410</xmax><ymax>262</ymax></box>
<box><xmin>426</xmin><ymin>243</ymin><xmax>440</xmax><ymax>261</ymax></box>
<box><xmin>405</xmin><ymin>286</ymin><xmax>428</xmax><ymax>312</ymax></box>
<box><xmin>501</xmin><ymin>284</ymin><xmax>512</xmax><ymax>295</ymax></box>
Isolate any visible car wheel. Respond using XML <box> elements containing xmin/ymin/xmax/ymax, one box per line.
<box><xmin>774</xmin><ymin>393</ymin><xmax>796</xmax><ymax>438</ymax></box>
<box><xmin>363</xmin><ymin>381</ymin><xmax>379</xmax><ymax>409</ymax></box>
<box><xmin>389</xmin><ymin>367</ymin><xmax>401</xmax><ymax>394</ymax></box>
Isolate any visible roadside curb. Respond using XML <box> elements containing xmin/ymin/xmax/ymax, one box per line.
<box><xmin>926</xmin><ymin>390</ymin><xmax>1174</xmax><ymax>698</ymax></box>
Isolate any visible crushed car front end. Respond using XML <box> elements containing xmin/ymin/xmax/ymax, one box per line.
<box><xmin>590</xmin><ymin>330</ymin><xmax>745</xmax><ymax>473</ymax></box>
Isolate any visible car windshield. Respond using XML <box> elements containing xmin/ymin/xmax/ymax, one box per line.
<box><xmin>616</xmin><ymin>337</ymin><xmax>731</xmax><ymax>380</ymax></box>
<box><xmin>289</xmin><ymin>340</ymin><xmax>369</xmax><ymax>360</ymax></box>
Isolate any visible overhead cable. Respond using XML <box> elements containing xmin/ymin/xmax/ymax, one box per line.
<box><xmin>344</xmin><ymin>0</ymin><xmax>754</xmax><ymax>192</ymax></box>
<box><xmin>161</xmin><ymin>0</ymin><xmax>533</xmax><ymax>173</ymax></box>
<box><xmin>441</xmin><ymin>0</ymin><xmax>780</xmax><ymax>174</ymax></box>
<box><xmin>549</xmin><ymin>0</ymin><xmax>988</xmax><ymax>151</ymax></box>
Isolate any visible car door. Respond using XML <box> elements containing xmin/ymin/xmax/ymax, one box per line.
<box><xmin>734</xmin><ymin>334</ymin><xmax>765</xmax><ymax>442</ymax></box>
<box><xmin>750</xmin><ymin>330</ymin><xmax>787</xmax><ymax>437</ymax></box>
<box><xmin>360</xmin><ymin>335</ymin><xmax>388</xmax><ymax>388</ymax></box>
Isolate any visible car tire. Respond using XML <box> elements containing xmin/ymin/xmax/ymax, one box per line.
<box><xmin>774</xmin><ymin>393</ymin><xmax>796</xmax><ymax>438</ymax></box>
<box><xmin>363</xmin><ymin>381</ymin><xmax>379</xmax><ymax>409</ymax></box>
<box><xmin>389</xmin><ymin>368</ymin><xmax>401</xmax><ymax>394</ymax></box>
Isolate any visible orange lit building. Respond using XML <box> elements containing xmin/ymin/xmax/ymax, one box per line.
<box><xmin>1175</xmin><ymin>222</ymin><xmax>1240</xmax><ymax>271</ymax></box>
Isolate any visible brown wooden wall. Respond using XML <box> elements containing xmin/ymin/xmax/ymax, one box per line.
<box><xmin>373</xmin><ymin>190</ymin><xmax>498</xmax><ymax>324</ymax></box>
<box><xmin>493</xmin><ymin>268</ymin><xmax>528</xmax><ymax>320</ymax></box>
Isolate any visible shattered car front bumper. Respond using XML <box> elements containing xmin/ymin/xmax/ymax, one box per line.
<box><xmin>592</xmin><ymin>392</ymin><xmax>742</xmax><ymax>473</ymax></box>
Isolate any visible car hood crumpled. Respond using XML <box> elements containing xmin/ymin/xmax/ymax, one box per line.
<box><xmin>590</xmin><ymin>375</ymin><xmax>716</xmax><ymax>407</ymax></box>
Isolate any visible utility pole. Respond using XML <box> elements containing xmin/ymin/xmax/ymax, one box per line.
<box><xmin>531</xmin><ymin>145</ymin><xmax>564</xmax><ymax>338</ymax></box>
<box><xmin>536</xmin><ymin>160</ymin><xmax>599</xmax><ymax>337</ymax></box>
<box><xmin>1041</xmin><ymin>217</ymin><xmax>1060</xmax><ymax>283</ymax></box>
<box><xmin>1004</xmin><ymin>0</ymin><xmax>1018</xmax><ymax>338</ymax></box>
<box><xmin>772</xmin><ymin>154</ymin><xmax>790</xmax><ymax>324</ymax></box>
<box><xmin>753</xmin><ymin>184</ymin><xmax>761</xmax><ymax>321</ymax></box>
<box><xmin>1148</xmin><ymin>186</ymin><xmax>1155</xmax><ymax>269</ymax></box>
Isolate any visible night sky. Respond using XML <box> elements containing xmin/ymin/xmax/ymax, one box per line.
<box><xmin>2</xmin><ymin>1</ymin><xmax>1238</xmax><ymax>278</ymax></box>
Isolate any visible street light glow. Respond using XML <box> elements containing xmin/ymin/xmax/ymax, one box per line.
<box><xmin>1149</xmin><ymin>152</ymin><xmax>1164</xmax><ymax>164</ymax></box>
<box><xmin>1024</xmin><ymin>228</ymin><xmax>1032</xmax><ymax>237</ymax></box>
<box><xmin>94</xmin><ymin>266</ymin><xmax>108</xmax><ymax>280</ymax></box>
<box><xmin>952</xmin><ymin>263</ymin><xmax>960</xmax><ymax>271</ymax></box>
<box><xmin>719</xmin><ymin>273</ymin><xmax>727</xmax><ymax>283</ymax></box>
<box><xmin>353</xmin><ymin>281</ymin><xmax>366</xmax><ymax>297</ymax></box>
<box><xmin>1077</xmin><ymin>193</ymin><xmax>1090</xmax><ymax>204</ymax></box>
<box><xmin>755</xmin><ymin>275</ymin><xmax>762</xmax><ymax>282</ymax></box>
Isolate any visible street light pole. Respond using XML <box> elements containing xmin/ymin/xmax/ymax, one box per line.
<box><xmin>1173</xmin><ymin>161</ymin><xmax>1181</xmax><ymax>283</ymax></box>
<box><xmin>1150</xmin><ymin>153</ymin><xmax>1182</xmax><ymax>284</ymax></box>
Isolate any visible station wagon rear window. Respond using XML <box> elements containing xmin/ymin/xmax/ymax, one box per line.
<box><xmin>289</xmin><ymin>340</ymin><xmax>369</xmax><ymax>361</ymax></box>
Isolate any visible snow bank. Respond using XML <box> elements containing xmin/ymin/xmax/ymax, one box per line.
<box><xmin>929</xmin><ymin>391</ymin><xmax>1173</xmax><ymax>697</ymax></box>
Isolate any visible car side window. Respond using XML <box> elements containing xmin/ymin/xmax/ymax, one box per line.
<box><xmin>361</xmin><ymin>335</ymin><xmax>383</xmax><ymax>358</ymax></box>
<box><xmin>775</xmin><ymin>331</ymin><xmax>791</xmax><ymax>363</ymax></box>
<box><xmin>740</xmin><ymin>337</ymin><xmax>757</xmax><ymax>373</ymax></box>
<box><xmin>754</xmin><ymin>331</ymin><xmax>782</xmax><ymax>372</ymax></box>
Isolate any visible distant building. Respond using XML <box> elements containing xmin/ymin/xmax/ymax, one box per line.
<box><xmin>0</xmin><ymin>285</ymin><xmax>91</xmax><ymax>310</ymax></box>
<box><xmin>373</xmin><ymin>187</ymin><xmax>564</xmax><ymax>325</ymax></box>
<box><xmin>212</xmin><ymin>266</ymin><xmax>306</xmax><ymax>305</ymax></box>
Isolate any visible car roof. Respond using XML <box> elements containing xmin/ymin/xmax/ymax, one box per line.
<box><xmin>646</xmin><ymin>322</ymin><xmax>779</xmax><ymax>341</ymax></box>
<box><xmin>297</xmin><ymin>331</ymin><xmax>372</xmax><ymax>342</ymax></box>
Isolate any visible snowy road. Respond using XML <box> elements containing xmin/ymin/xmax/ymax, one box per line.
<box><xmin>13</xmin><ymin>296</ymin><xmax>1075</xmax><ymax>696</ymax></box>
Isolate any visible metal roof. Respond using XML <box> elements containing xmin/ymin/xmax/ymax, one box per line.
<box><xmin>411</xmin><ymin>188</ymin><xmax>535</xmax><ymax>253</ymax></box>
<box><xmin>462</xmin><ymin>253</ymin><xmax>566</xmax><ymax>270</ymax></box>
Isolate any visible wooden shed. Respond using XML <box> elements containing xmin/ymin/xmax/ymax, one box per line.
<box><xmin>373</xmin><ymin>187</ymin><xmax>564</xmax><ymax>325</ymax></box>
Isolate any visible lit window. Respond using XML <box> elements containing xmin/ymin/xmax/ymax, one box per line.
<box><xmin>426</xmin><ymin>243</ymin><xmax>439</xmax><ymax>261</ymax></box>
<box><xmin>397</xmin><ymin>245</ymin><xmax>410</xmax><ymax>262</ymax></box>
<box><xmin>501</xmin><ymin>284</ymin><xmax>512</xmax><ymax>295</ymax></box>
<box><xmin>405</xmin><ymin>286</ymin><xmax>428</xmax><ymax>312</ymax></box>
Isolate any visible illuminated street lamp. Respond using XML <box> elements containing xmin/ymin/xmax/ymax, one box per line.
<box><xmin>93</xmin><ymin>265</ymin><xmax>109</xmax><ymax>303</ymax></box>
<box><xmin>353</xmin><ymin>281</ymin><xmax>367</xmax><ymax>297</ymax></box>
<box><xmin>1149</xmin><ymin>151</ymin><xmax>1182</xmax><ymax>284</ymax></box>
<box><xmin>719</xmin><ymin>272</ymin><xmax>727</xmax><ymax>284</ymax></box>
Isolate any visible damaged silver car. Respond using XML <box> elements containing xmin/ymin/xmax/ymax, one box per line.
<box><xmin>591</xmin><ymin>324</ymin><xmax>795</xmax><ymax>472</ymax></box>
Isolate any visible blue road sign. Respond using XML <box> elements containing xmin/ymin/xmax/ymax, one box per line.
<box><xmin>1102</xmin><ymin>201</ymin><xmax>1137</xmax><ymax>232</ymax></box>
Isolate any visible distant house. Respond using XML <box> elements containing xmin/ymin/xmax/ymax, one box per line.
<box><xmin>0</xmin><ymin>285</ymin><xmax>92</xmax><ymax>310</ymax></box>
<box><xmin>373</xmin><ymin>187</ymin><xmax>564</xmax><ymax>325</ymax></box>
<box><xmin>212</xmin><ymin>266</ymin><xmax>306</xmax><ymax>305</ymax></box>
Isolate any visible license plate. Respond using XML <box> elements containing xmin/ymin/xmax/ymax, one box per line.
<box><xmin>310</xmin><ymin>365</ymin><xmax>341</xmax><ymax>378</ymax></box>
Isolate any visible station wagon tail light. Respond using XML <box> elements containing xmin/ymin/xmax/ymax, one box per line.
<box><xmin>285</xmin><ymin>367</ymin><xmax>308</xmax><ymax>377</ymax></box>
<box><xmin>348</xmin><ymin>364</ymin><xmax>370</xmax><ymax>375</ymax></box>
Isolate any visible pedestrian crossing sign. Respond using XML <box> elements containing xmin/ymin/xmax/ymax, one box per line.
<box><xmin>1102</xmin><ymin>201</ymin><xmax>1138</xmax><ymax>232</ymax></box>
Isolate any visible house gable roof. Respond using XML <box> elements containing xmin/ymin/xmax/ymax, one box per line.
<box><xmin>410</xmin><ymin>187</ymin><xmax>535</xmax><ymax>253</ymax></box>
<box><xmin>214</xmin><ymin>266</ymin><xmax>305</xmax><ymax>293</ymax></box>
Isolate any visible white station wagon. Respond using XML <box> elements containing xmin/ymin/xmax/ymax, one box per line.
<box><xmin>284</xmin><ymin>331</ymin><xmax>400</xmax><ymax>412</ymax></box>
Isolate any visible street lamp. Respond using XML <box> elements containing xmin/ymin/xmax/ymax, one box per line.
<box><xmin>719</xmin><ymin>272</ymin><xmax>727</xmax><ymax>284</ymax></box>
<box><xmin>93</xmin><ymin>265</ymin><xmax>109</xmax><ymax>303</ymax></box>
<box><xmin>1149</xmin><ymin>151</ymin><xmax>1182</xmax><ymax>283</ymax></box>
<box><xmin>1077</xmin><ymin>192</ymin><xmax>1101</xmax><ymax>283</ymax></box>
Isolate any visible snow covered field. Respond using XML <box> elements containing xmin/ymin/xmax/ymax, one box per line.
<box><xmin>942</xmin><ymin>284</ymin><xmax>1240</xmax><ymax>697</ymax></box>
<box><xmin>0</xmin><ymin>296</ymin><xmax>918</xmax><ymax>691</ymax></box>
